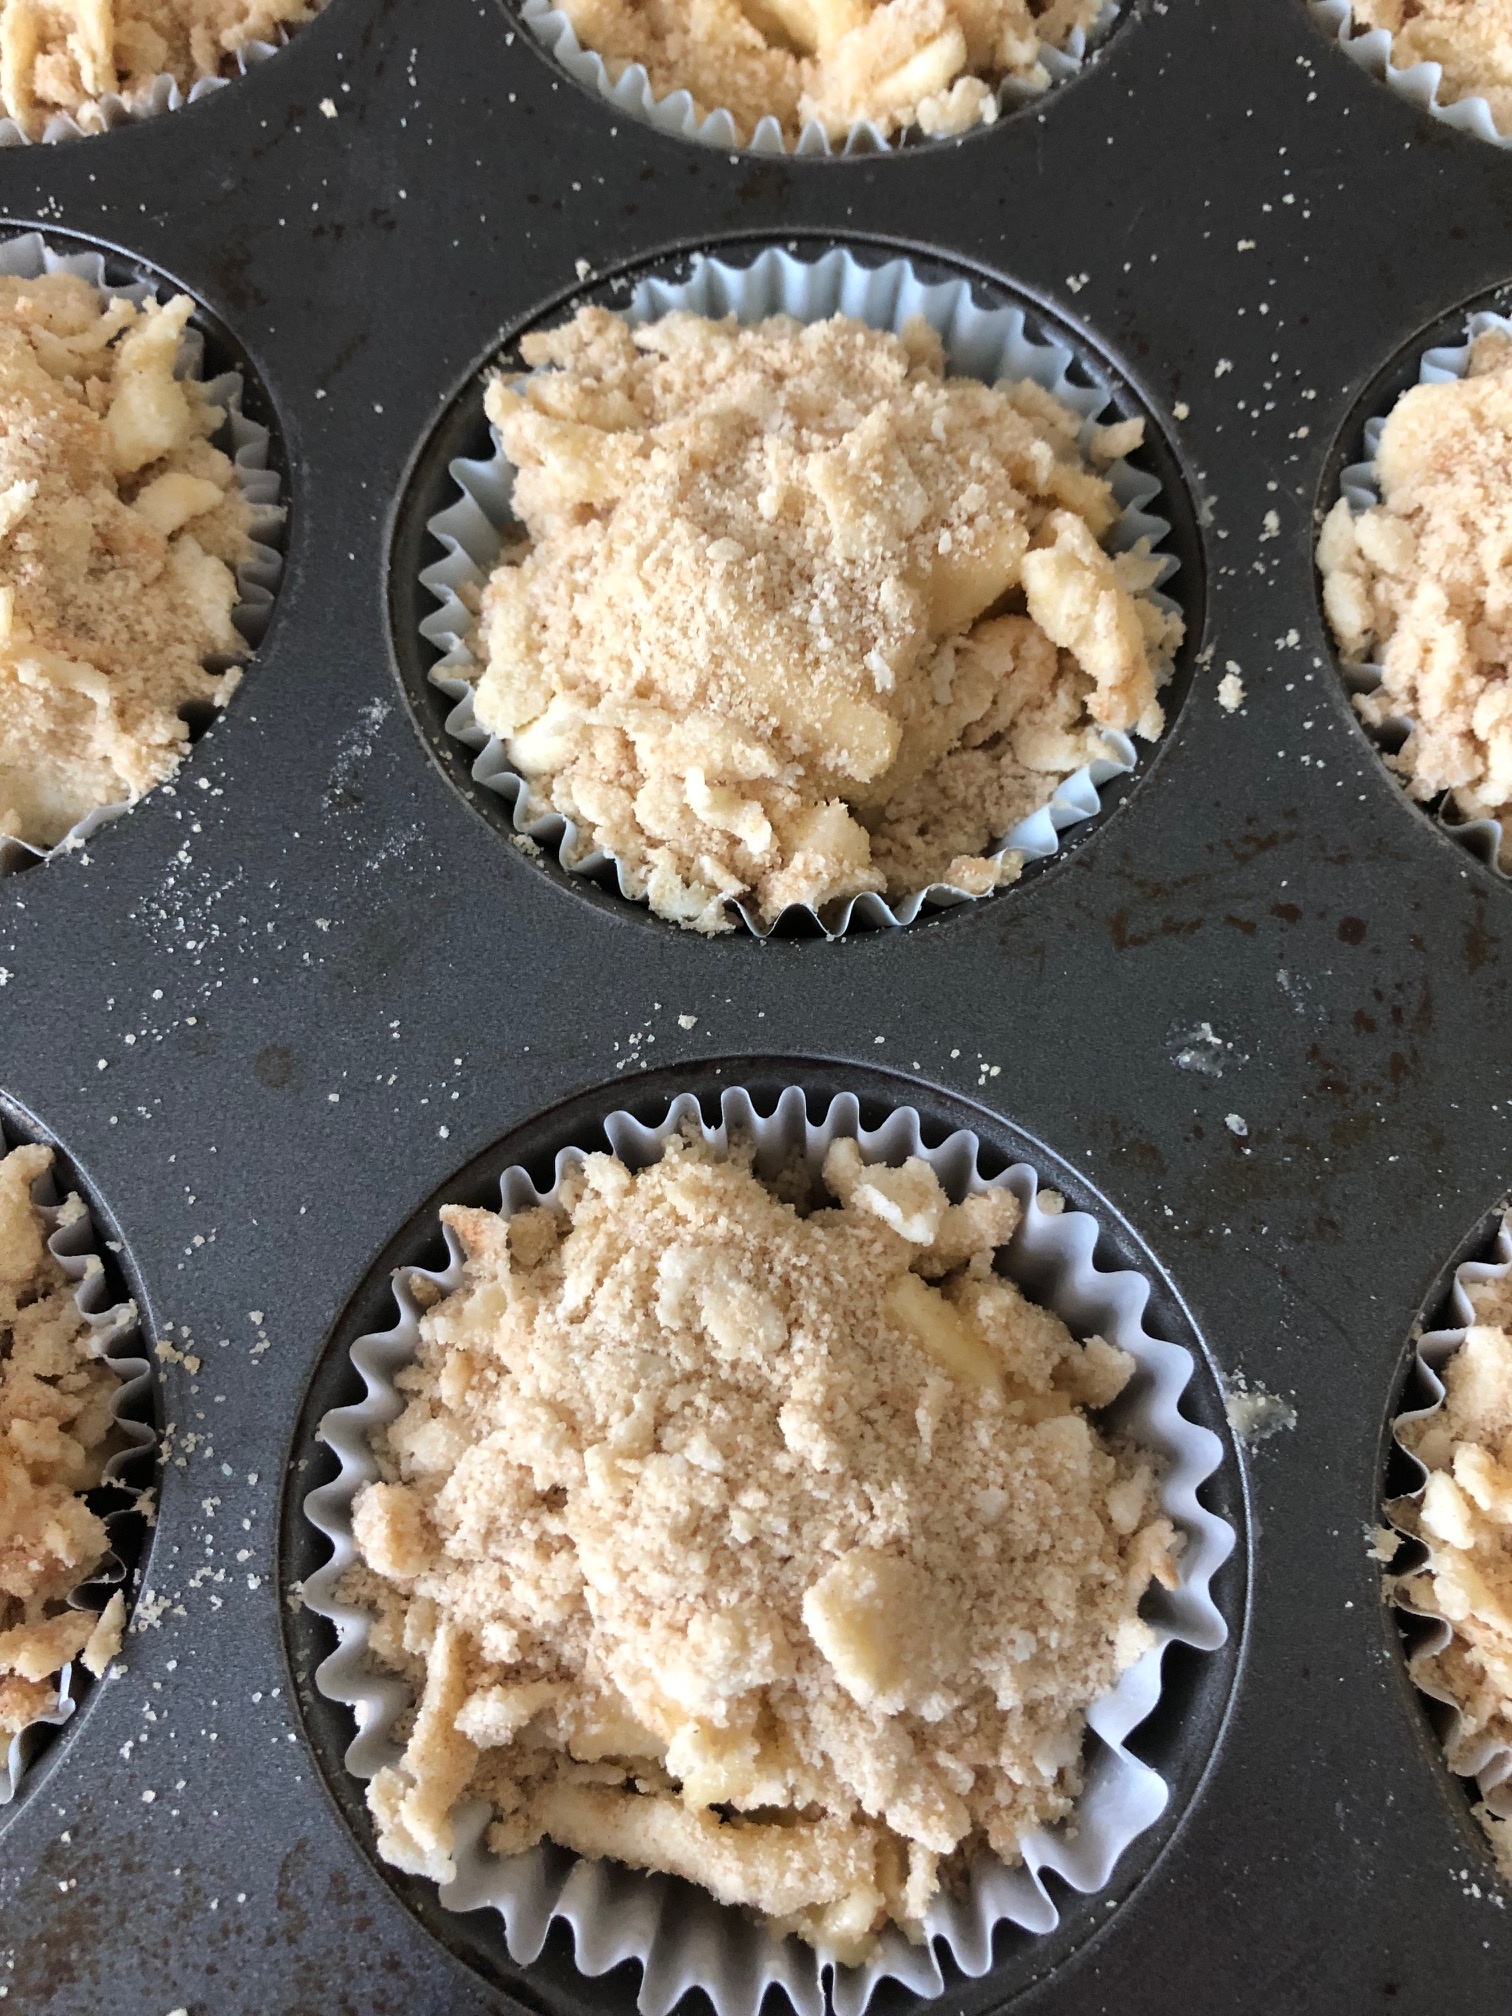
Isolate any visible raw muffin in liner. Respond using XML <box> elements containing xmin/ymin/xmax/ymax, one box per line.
<box><xmin>517</xmin><ymin>0</ymin><xmax>1118</xmax><ymax>154</ymax></box>
<box><xmin>302</xmin><ymin>1084</ymin><xmax>1233</xmax><ymax>2016</ymax></box>
<box><xmin>0</xmin><ymin>1120</ymin><xmax>155</xmax><ymax>1805</ymax></box>
<box><xmin>420</xmin><ymin>245</ymin><xmax>1182</xmax><ymax>939</ymax></box>
<box><xmin>0</xmin><ymin>8</ymin><xmax>320</xmax><ymax>146</ymax></box>
<box><xmin>1310</xmin><ymin>1</ymin><xmax>1512</xmax><ymax>149</ymax></box>
<box><xmin>1320</xmin><ymin>308</ymin><xmax>1512</xmax><ymax>879</ymax></box>
<box><xmin>1384</xmin><ymin>1212</ymin><xmax>1512</xmax><ymax>1860</ymax></box>
<box><xmin>0</xmin><ymin>231</ymin><xmax>285</xmax><ymax>879</ymax></box>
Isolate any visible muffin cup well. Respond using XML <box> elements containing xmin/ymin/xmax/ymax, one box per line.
<box><xmin>1385</xmin><ymin>1213</ymin><xmax>1512</xmax><ymax>1834</ymax></box>
<box><xmin>1322</xmin><ymin>309</ymin><xmax>1512</xmax><ymax>879</ymax></box>
<box><xmin>421</xmin><ymin>243</ymin><xmax>1181</xmax><ymax>939</ymax></box>
<box><xmin>0</xmin><ymin>24</ymin><xmax>307</xmax><ymax>146</ymax></box>
<box><xmin>1310</xmin><ymin>1</ymin><xmax>1512</xmax><ymax>149</ymax></box>
<box><xmin>0</xmin><ymin>232</ymin><xmax>285</xmax><ymax>878</ymax></box>
<box><xmin>0</xmin><ymin>1122</ymin><xmax>155</xmax><ymax>1805</ymax></box>
<box><xmin>302</xmin><ymin>1082</ymin><xmax>1232</xmax><ymax>2016</ymax></box>
<box><xmin>518</xmin><ymin>0</ymin><xmax>1117</xmax><ymax>154</ymax></box>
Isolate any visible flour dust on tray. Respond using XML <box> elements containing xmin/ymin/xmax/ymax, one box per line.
<box><xmin>343</xmin><ymin>1129</ymin><xmax>1179</xmax><ymax>1959</ymax></box>
<box><xmin>0</xmin><ymin>1143</ymin><xmax>125</xmax><ymax>1739</ymax></box>
<box><xmin>471</xmin><ymin>306</ymin><xmax>1181</xmax><ymax>933</ymax></box>
<box><xmin>0</xmin><ymin>269</ymin><xmax>253</xmax><ymax>850</ymax></box>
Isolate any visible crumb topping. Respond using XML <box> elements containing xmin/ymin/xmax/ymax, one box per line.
<box><xmin>0</xmin><ymin>270</ymin><xmax>254</xmax><ymax>850</ymax></box>
<box><xmin>550</xmin><ymin>0</ymin><xmax>1103</xmax><ymax>143</ymax></box>
<box><xmin>1318</xmin><ymin>331</ymin><xmax>1512</xmax><ymax>851</ymax></box>
<box><xmin>1353</xmin><ymin>0</ymin><xmax>1512</xmax><ymax>133</ymax></box>
<box><xmin>471</xmin><ymin>306</ymin><xmax>1180</xmax><ymax>932</ymax></box>
<box><xmin>0</xmin><ymin>0</ymin><xmax>316</xmax><ymax>137</ymax></box>
<box><xmin>345</xmin><ymin>1131</ymin><xmax>1178</xmax><ymax>1959</ymax></box>
<box><xmin>0</xmin><ymin>1142</ymin><xmax>125</xmax><ymax>1741</ymax></box>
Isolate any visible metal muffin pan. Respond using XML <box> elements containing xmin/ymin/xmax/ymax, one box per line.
<box><xmin>4</xmin><ymin>0</ymin><xmax>1512</xmax><ymax>2008</ymax></box>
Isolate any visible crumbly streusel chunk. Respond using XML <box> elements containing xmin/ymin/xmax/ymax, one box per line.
<box><xmin>1352</xmin><ymin>0</ymin><xmax>1512</xmax><ymax>134</ymax></box>
<box><xmin>0</xmin><ymin>0</ymin><xmax>316</xmax><ymax>138</ymax></box>
<box><xmin>472</xmin><ymin>306</ymin><xmax>1180</xmax><ymax>932</ymax></box>
<box><xmin>0</xmin><ymin>1143</ymin><xmax>125</xmax><ymax>1739</ymax></box>
<box><xmin>1318</xmin><ymin>332</ymin><xmax>1512</xmax><ymax>854</ymax></box>
<box><xmin>0</xmin><ymin>270</ymin><xmax>254</xmax><ymax>849</ymax></box>
<box><xmin>552</xmin><ymin>0</ymin><xmax>1102</xmax><ymax>143</ymax></box>
<box><xmin>346</xmin><ymin>1132</ymin><xmax>1178</xmax><ymax>1960</ymax></box>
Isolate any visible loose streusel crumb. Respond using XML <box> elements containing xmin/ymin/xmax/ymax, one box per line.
<box><xmin>1352</xmin><ymin>0</ymin><xmax>1512</xmax><ymax>134</ymax></box>
<box><xmin>473</xmin><ymin>307</ymin><xmax>1181</xmax><ymax>932</ymax></box>
<box><xmin>346</xmin><ymin>1132</ymin><xmax>1179</xmax><ymax>1959</ymax></box>
<box><xmin>552</xmin><ymin>0</ymin><xmax>1100</xmax><ymax>143</ymax></box>
<box><xmin>0</xmin><ymin>270</ymin><xmax>253</xmax><ymax>849</ymax></box>
<box><xmin>1395</xmin><ymin>1233</ymin><xmax>1512</xmax><ymax>1883</ymax></box>
<box><xmin>0</xmin><ymin>0</ymin><xmax>316</xmax><ymax>138</ymax></box>
<box><xmin>1318</xmin><ymin>331</ymin><xmax>1512</xmax><ymax>855</ymax></box>
<box><xmin>0</xmin><ymin>1143</ymin><xmax>125</xmax><ymax>1741</ymax></box>
<box><xmin>1216</xmin><ymin>670</ymin><xmax>1244</xmax><ymax>712</ymax></box>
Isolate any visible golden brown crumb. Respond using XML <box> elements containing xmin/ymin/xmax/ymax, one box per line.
<box><xmin>1396</xmin><ymin>1240</ymin><xmax>1512</xmax><ymax>1883</ymax></box>
<box><xmin>0</xmin><ymin>1143</ymin><xmax>122</xmax><ymax>1741</ymax></box>
<box><xmin>552</xmin><ymin>0</ymin><xmax>1101</xmax><ymax>143</ymax></box>
<box><xmin>473</xmin><ymin>306</ymin><xmax>1180</xmax><ymax>932</ymax></box>
<box><xmin>345</xmin><ymin>1132</ymin><xmax>1178</xmax><ymax>1959</ymax></box>
<box><xmin>1318</xmin><ymin>331</ymin><xmax>1512</xmax><ymax>855</ymax></box>
<box><xmin>1352</xmin><ymin>0</ymin><xmax>1512</xmax><ymax>133</ymax></box>
<box><xmin>0</xmin><ymin>270</ymin><xmax>253</xmax><ymax>849</ymax></box>
<box><xmin>0</xmin><ymin>0</ymin><xmax>316</xmax><ymax>137</ymax></box>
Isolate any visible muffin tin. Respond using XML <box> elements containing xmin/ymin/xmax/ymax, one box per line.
<box><xmin>5</xmin><ymin>0</ymin><xmax>1512</xmax><ymax>2009</ymax></box>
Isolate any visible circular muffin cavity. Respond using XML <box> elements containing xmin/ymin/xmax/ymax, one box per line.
<box><xmin>1316</xmin><ymin>302</ymin><xmax>1512</xmax><ymax>881</ymax></box>
<box><xmin>293</xmin><ymin>1073</ymin><xmax>1236</xmax><ymax>2016</ymax></box>
<box><xmin>0</xmin><ymin>1109</ymin><xmax>156</xmax><ymax>1810</ymax></box>
<box><xmin>514</xmin><ymin>0</ymin><xmax>1118</xmax><ymax>153</ymax></box>
<box><xmin>406</xmin><ymin>242</ymin><xmax>1193</xmax><ymax>939</ymax></box>
<box><xmin>1381</xmin><ymin>1203</ymin><xmax>1512</xmax><ymax>1886</ymax></box>
<box><xmin>0</xmin><ymin>0</ymin><xmax>324</xmax><ymax>144</ymax></box>
<box><xmin>0</xmin><ymin>230</ymin><xmax>285</xmax><ymax>879</ymax></box>
<box><xmin>1310</xmin><ymin>0</ymin><xmax>1512</xmax><ymax>148</ymax></box>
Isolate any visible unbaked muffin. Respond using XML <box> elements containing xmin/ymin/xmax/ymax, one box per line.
<box><xmin>343</xmin><ymin>1130</ymin><xmax>1178</xmax><ymax>1959</ymax></box>
<box><xmin>470</xmin><ymin>305</ymin><xmax>1180</xmax><ymax>933</ymax></box>
<box><xmin>1318</xmin><ymin>328</ymin><xmax>1512</xmax><ymax>857</ymax></box>
<box><xmin>1347</xmin><ymin>0</ymin><xmax>1512</xmax><ymax>136</ymax></box>
<box><xmin>545</xmin><ymin>0</ymin><xmax>1104</xmax><ymax>143</ymax></box>
<box><xmin>0</xmin><ymin>269</ymin><xmax>254</xmax><ymax>851</ymax></box>
<box><xmin>0</xmin><ymin>1142</ymin><xmax>126</xmax><ymax>1743</ymax></box>
<box><xmin>0</xmin><ymin>0</ymin><xmax>318</xmax><ymax>138</ymax></box>
<box><xmin>1391</xmin><ymin>1223</ymin><xmax>1512</xmax><ymax>1881</ymax></box>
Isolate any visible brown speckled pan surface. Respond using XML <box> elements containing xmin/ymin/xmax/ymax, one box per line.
<box><xmin>3</xmin><ymin>1</ymin><xmax>1512</xmax><ymax>2009</ymax></box>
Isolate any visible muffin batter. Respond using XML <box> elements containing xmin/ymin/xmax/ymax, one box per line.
<box><xmin>347</xmin><ymin>1132</ymin><xmax>1178</xmax><ymax>1958</ymax></box>
<box><xmin>473</xmin><ymin>305</ymin><xmax>1180</xmax><ymax>931</ymax></box>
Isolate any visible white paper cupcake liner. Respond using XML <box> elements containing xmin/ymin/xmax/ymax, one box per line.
<box><xmin>0</xmin><ymin>231</ymin><xmax>286</xmax><ymax>879</ymax></box>
<box><xmin>422</xmin><ymin>243</ymin><xmax>1181</xmax><ymax>938</ymax></box>
<box><xmin>1310</xmin><ymin>1</ymin><xmax>1512</xmax><ymax>149</ymax></box>
<box><xmin>1325</xmin><ymin>309</ymin><xmax>1512</xmax><ymax>880</ymax></box>
<box><xmin>0</xmin><ymin>1119</ymin><xmax>154</xmax><ymax>1805</ymax></box>
<box><xmin>0</xmin><ymin>25</ymin><xmax>306</xmax><ymax>146</ymax></box>
<box><xmin>519</xmin><ymin>0</ymin><xmax>1117</xmax><ymax>153</ymax></box>
<box><xmin>1385</xmin><ymin>1212</ymin><xmax>1512</xmax><ymax>1826</ymax></box>
<box><xmin>303</xmin><ymin>1083</ymin><xmax>1233</xmax><ymax>2016</ymax></box>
